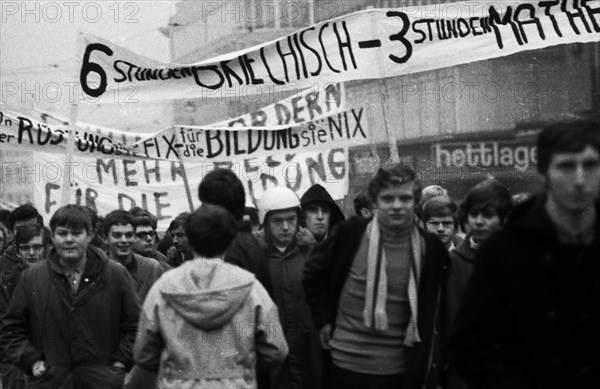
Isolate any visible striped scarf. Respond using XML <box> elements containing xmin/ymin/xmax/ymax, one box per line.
<box><xmin>363</xmin><ymin>215</ymin><xmax>423</xmax><ymax>346</ymax></box>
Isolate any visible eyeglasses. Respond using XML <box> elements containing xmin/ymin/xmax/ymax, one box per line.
<box><xmin>110</xmin><ymin>232</ymin><xmax>135</xmax><ymax>239</ymax></box>
<box><xmin>18</xmin><ymin>244</ymin><xmax>45</xmax><ymax>253</ymax></box>
<box><xmin>136</xmin><ymin>230</ymin><xmax>156</xmax><ymax>239</ymax></box>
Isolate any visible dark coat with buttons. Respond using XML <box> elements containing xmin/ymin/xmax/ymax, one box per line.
<box><xmin>446</xmin><ymin>196</ymin><xmax>600</xmax><ymax>389</ymax></box>
<box><xmin>0</xmin><ymin>245</ymin><xmax>140</xmax><ymax>389</ymax></box>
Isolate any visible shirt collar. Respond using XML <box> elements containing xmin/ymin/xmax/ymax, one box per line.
<box><xmin>58</xmin><ymin>255</ymin><xmax>87</xmax><ymax>275</ymax></box>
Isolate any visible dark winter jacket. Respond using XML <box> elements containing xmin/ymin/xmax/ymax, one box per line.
<box><xmin>225</xmin><ymin>222</ymin><xmax>273</xmax><ymax>296</ymax></box>
<box><xmin>446</xmin><ymin>196</ymin><xmax>600</xmax><ymax>389</ymax></box>
<box><xmin>1</xmin><ymin>259</ymin><xmax>33</xmax><ymax>326</ymax></box>
<box><xmin>267</xmin><ymin>241</ymin><xmax>323</xmax><ymax>389</ymax></box>
<box><xmin>300</xmin><ymin>184</ymin><xmax>345</xmax><ymax>231</ymax></box>
<box><xmin>444</xmin><ymin>238</ymin><xmax>477</xmax><ymax>389</ymax></box>
<box><xmin>446</xmin><ymin>236</ymin><xmax>477</xmax><ymax>333</ymax></box>
<box><xmin>303</xmin><ymin>216</ymin><xmax>450</xmax><ymax>389</ymax></box>
<box><xmin>0</xmin><ymin>245</ymin><xmax>140</xmax><ymax>389</ymax></box>
<box><xmin>0</xmin><ymin>259</ymin><xmax>32</xmax><ymax>389</ymax></box>
<box><xmin>0</xmin><ymin>253</ymin><xmax>30</xmax><ymax>389</ymax></box>
<box><xmin>0</xmin><ymin>258</ymin><xmax>28</xmax><ymax>305</ymax></box>
<box><xmin>165</xmin><ymin>247</ymin><xmax>188</xmax><ymax>268</ymax></box>
<box><xmin>133</xmin><ymin>248</ymin><xmax>172</xmax><ymax>272</ymax></box>
<box><xmin>119</xmin><ymin>253</ymin><xmax>164</xmax><ymax>303</ymax></box>
<box><xmin>0</xmin><ymin>245</ymin><xmax>22</xmax><ymax>279</ymax></box>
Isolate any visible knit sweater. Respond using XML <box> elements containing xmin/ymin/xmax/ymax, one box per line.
<box><xmin>331</xmin><ymin>223</ymin><xmax>412</xmax><ymax>374</ymax></box>
<box><xmin>304</xmin><ymin>216</ymin><xmax>450</xmax><ymax>389</ymax></box>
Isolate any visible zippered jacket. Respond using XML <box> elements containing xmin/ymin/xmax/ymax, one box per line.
<box><xmin>133</xmin><ymin>259</ymin><xmax>288</xmax><ymax>389</ymax></box>
<box><xmin>0</xmin><ymin>245</ymin><xmax>140</xmax><ymax>389</ymax></box>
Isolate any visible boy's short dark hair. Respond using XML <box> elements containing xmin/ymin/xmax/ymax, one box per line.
<box><xmin>167</xmin><ymin>212</ymin><xmax>191</xmax><ymax>233</ymax></box>
<box><xmin>49</xmin><ymin>205</ymin><xmax>92</xmax><ymax>233</ymax></box>
<box><xmin>102</xmin><ymin>210</ymin><xmax>134</xmax><ymax>235</ymax></box>
<box><xmin>198</xmin><ymin>169</ymin><xmax>246</xmax><ymax>221</ymax></box>
<box><xmin>198</xmin><ymin>169</ymin><xmax>246</xmax><ymax>220</ymax></box>
<box><xmin>130</xmin><ymin>207</ymin><xmax>158</xmax><ymax>230</ymax></box>
<box><xmin>461</xmin><ymin>179</ymin><xmax>513</xmax><ymax>223</ymax></box>
<box><xmin>185</xmin><ymin>204</ymin><xmax>237</xmax><ymax>258</ymax></box>
<box><xmin>353</xmin><ymin>190</ymin><xmax>374</xmax><ymax>216</ymax></box>
<box><xmin>537</xmin><ymin>119</ymin><xmax>600</xmax><ymax>175</ymax></box>
<box><xmin>422</xmin><ymin>196</ymin><xmax>458</xmax><ymax>225</ymax></box>
<box><xmin>132</xmin><ymin>215</ymin><xmax>155</xmax><ymax>231</ymax></box>
<box><xmin>15</xmin><ymin>224</ymin><xmax>50</xmax><ymax>247</ymax></box>
<box><xmin>368</xmin><ymin>163</ymin><xmax>422</xmax><ymax>204</ymax></box>
<box><xmin>9</xmin><ymin>204</ymin><xmax>43</xmax><ymax>230</ymax></box>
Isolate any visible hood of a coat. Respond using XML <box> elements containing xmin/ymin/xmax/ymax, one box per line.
<box><xmin>159</xmin><ymin>260</ymin><xmax>255</xmax><ymax>330</ymax></box>
<box><xmin>300</xmin><ymin>184</ymin><xmax>345</xmax><ymax>229</ymax></box>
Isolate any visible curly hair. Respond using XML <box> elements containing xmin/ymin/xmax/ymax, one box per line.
<box><xmin>368</xmin><ymin>163</ymin><xmax>422</xmax><ymax>203</ymax></box>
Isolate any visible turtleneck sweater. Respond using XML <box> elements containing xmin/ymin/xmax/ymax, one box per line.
<box><xmin>330</xmin><ymin>218</ymin><xmax>413</xmax><ymax>375</ymax></box>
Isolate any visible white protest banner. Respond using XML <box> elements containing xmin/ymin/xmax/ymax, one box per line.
<box><xmin>0</xmin><ymin>109</ymin><xmax>148</xmax><ymax>159</ymax></box>
<box><xmin>31</xmin><ymin>148</ymin><xmax>348</xmax><ymax>230</ymax></box>
<box><xmin>35</xmin><ymin>108</ymin><xmax>148</xmax><ymax>146</ymax></box>
<box><xmin>203</xmin><ymin>147</ymin><xmax>348</xmax><ymax>206</ymax></box>
<box><xmin>208</xmin><ymin>82</ymin><xmax>346</xmax><ymax>129</ymax></box>
<box><xmin>77</xmin><ymin>1</ymin><xmax>600</xmax><ymax>103</ymax></box>
<box><xmin>1</xmin><ymin>83</ymin><xmax>367</xmax><ymax>161</ymax></box>
<box><xmin>31</xmin><ymin>152</ymin><xmax>197</xmax><ymax>231</ymax></box>
<box><xmin>124</xmin><ymin>82</ymin><xmax>364</xmax><ymax>161</ymax></box>
<box><xmin>36</xmin><ymin>81</ymin><xmax>345</xmax><ymax>132</ymax></box>
<box><xmin>140</xmin><ymin>105</ymin><xmax>366</xmax><ymax>161</ymax></box>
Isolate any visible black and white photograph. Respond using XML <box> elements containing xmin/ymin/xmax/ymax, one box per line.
<box><xmin>1</xmin><ymin>1</ymin><xmax>599</xmax><ymax>388</ymax></box>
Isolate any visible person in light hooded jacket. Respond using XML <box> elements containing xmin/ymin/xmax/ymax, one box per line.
<box><xmin>129</xmin><ymin>204</ymin><xmax>288</xmax><ymax>389</ymax></box>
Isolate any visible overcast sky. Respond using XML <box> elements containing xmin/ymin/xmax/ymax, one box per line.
<box><xmin>0</xmin><ymin>1</ymin><xmax>177</xmax><ymax>123</ymax></box>
<box><xmin>1</xmin><ymin>1</ymin><xmax>174</xmax><ymax>76</ymax></box>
